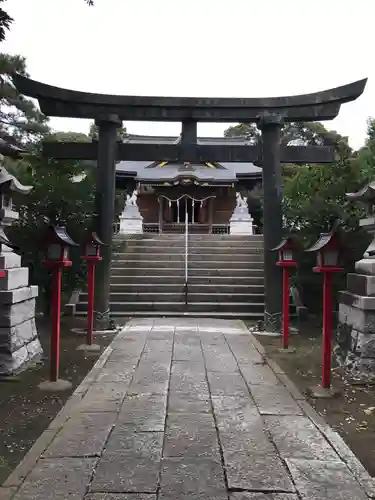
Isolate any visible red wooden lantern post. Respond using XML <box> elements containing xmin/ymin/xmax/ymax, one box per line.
<box><xmin>79</xmin><ymin>231</ymin><xmax>106</xmax><ymax>351</ymax></box>
<box><xmin>271</xmin><ymin>236</ymin><xmax>299</xmax><ymax>352</ymax></box>
<box><xmin>305</xmin><ymin>226</ymin><xmax>344</xmax><ymax>396</ymax></box>
<box><xmin>41</xmin><ymin>226</ymin><xmax>77</xmax><ymax>389</ymax></box>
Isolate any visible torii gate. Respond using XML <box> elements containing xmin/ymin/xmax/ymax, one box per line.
<box><xmin>13</xmin><ymin>75</ymin><xmax>367</xmax><ymax>331</ymax></box>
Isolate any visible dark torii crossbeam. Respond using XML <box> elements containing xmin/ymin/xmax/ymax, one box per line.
<box><xmin>12</xmin><ymin>74</ymin><xmax>367</xmax><ymax>330</ymax></box>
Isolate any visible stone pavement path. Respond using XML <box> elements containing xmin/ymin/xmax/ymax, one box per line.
<box><xmin>2</xmin><ymin>318</ymin><xmax>375</xmax><ymax>500</ymax></box>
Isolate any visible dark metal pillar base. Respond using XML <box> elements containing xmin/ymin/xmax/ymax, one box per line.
<box><xmin>94</xmin><ymin>115</ymin><xmax>121</xmax><ymax>326</ymax></box>
<box><xmin>257</xmin><ymin>113</ymin><xmax>283</xmax><ymax>333</ymax></box>
<box><xmin>264</xmin><ymin>311</ymin><xmax>283</xmax><ymax>333</ymax></box>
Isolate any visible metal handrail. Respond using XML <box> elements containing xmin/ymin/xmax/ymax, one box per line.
<box><xmin>184</xmin><ymin>210</ymin><xmax>188</xmax><ymax>305</ymax></box>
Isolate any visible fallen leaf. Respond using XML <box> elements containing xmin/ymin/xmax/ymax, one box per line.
<box><xmin>363</xmin><ymin>406</ymin><xmax>375</xmax><ymax>416</ymax></box>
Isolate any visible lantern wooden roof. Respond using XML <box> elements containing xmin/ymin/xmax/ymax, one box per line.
<box><xmin>0</xmin><ymin>167</ymin><xmax>33</xmax><ymax>194</ymax></box>
<box><xmin>48</xmin><ymin>226</ymin><xmax>78</xmax><ymax>247</ymax></box>
<box><xmin>305</xmin><ymin>222</ymin><xmax>342</xmax><ymax>253</ymax></box>
<box><xmin>346</xmin><ymin>181</ymin><xmax>375</xmax><ymax>203</ymax></box>
<box><xmin>271</xmin><ymin>235</ymin><xmax>301</xmax><ymax>252</ymax></box>
<box><xmin>0</xmin><ymin>227</ymin><xmax>19</xmax><ymax>252</ymax></box>
<box><xmin>85</xmin><ymin>231</ymin><xmax>106</xmax><ymax>246</ymax></box>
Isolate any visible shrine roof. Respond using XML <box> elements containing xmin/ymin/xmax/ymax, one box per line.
<box><xmin>116</xmin><ymin>161</ymin><xmax>261</xmax><ymax>183</ymax></box>
<box><xmin>116</xmin><ymin>135</ymin><xmax>262</xmax><ymax>183</ymax></box>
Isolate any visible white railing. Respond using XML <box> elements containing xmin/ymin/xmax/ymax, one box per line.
<box><xmin>143</xmin><ymin>223</ymin><xmax>160</xmax><ymax>233</ymax></box>
<box><xmin>184</xmin><ymin>210</ymin><xmax>188</xmax><ymax>305</ymax></box>
<box><xmin>212</xmin><ymin>224</ymin><xmax>230</xmax><ymax>234</ymax></box>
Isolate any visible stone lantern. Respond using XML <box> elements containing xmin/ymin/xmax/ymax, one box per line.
<box><xmin>0</xmin><ymin>159</ymin><xmax>42</xmax><ymax>376</ymax></box>
<box><xmin>334</xmin><ymin>182</ymin><xmax>375</xmax><ymax>380</ymax></box>
<box><xmin>346</xmin><ymin>181</ymin><xmax>375</xmax><ymax>266</ymax></box>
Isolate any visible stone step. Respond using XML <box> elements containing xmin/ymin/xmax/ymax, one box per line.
<box><xmin>80</xmin><ymin>292</ymin><xmax>264</xmax><ymax>303</ymax></box>
<box><xmin>113</xmin><ymin>247</ymin><xmax>264</xmax><ymax>255</ymax></box>
<box><xmin>113</xmin><ymin>253</ymin><xmax>264</xmax><ymax>262</ymax></box>
<box><xmin>76</xmin><ymin>301</ymin><xmax>264</xmax><ymax>314</ymax></box>
<box><xmin>115</xmin><ymin>241</ymin><xmax>264</xmax><ymax>250</ymax></box>
<box><xmin>111</xmin><ymin>260</ymin><xmax>264</xmax><ymax>269</ymax></box>
<box><xmin>111</xmin><ymin>267</ymin><xmax>264</xmax><ymax>277</ymax></box>
<box><xmin>75</xmin><ymin>310</ymin><xmax>264</xmax><ymax>319</ymax></box>
<box><xmin>110</xmin><ymin>283</ymin><xmax>265</xmax><ymax>294</ymax></box>
<box><xmin>115</xmin><ymin>234</ymin><xmax>263</xmax><ymax>241</ymax></box>
<box><xmin>110</xmin><ymin>275</ymin><xmax>264</xmax><ymax>284</ymax></box>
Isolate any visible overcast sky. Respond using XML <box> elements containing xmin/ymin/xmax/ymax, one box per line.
<box><xmin>1</xmin><ymin>0</ymin><xmax>373</xmax><ymax>149</ymax></box>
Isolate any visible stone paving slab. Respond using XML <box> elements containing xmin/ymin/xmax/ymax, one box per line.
<box><xmin>90</xmin><ymin>453</ymin><xmax>160</xmax><ymax>493</ymax></box>
<box><xmin>43</xmin><ymin>412</ymin><xmax>117</xmax><ymax>458</ymax></box>
<box><xmin>250</xmin><ymin>383</ymin><xmax>304</xmax><ymax>415</ymax></box>
<box><xmin>168</xmin><ymin>391</ymin><xmax>211</xmax><ymax>413</ymax></box>
<box><xmin>4</xmin><ymin>318</ymin><xmax>374</xmax><ymax>500</ymax></box>
<box><xmin>164</xmin><ymin>413</ymin><xmax>219</xmax><ymax>458</ymax></box>
<box><xmin>117</xmin><ymin>394</ymin><xmax>167</xmax><ymax>431</ymax></box>
<box><xmin>104</xmin><ymin>428</ymin><xmax>164</xmax><ymax>456</ymax></box>
<box><xmin>285</xmin><ymin>458</ymin><xmax>368</xmax><ymax>499</ymax></box>
<box><xmin>86</xmin><ymin>495</ymin><xmax>157</xmax><ymax>500</ymax></box>
<box><xmin>204</xmin><ymin>353</ymin><xmax>239</xmax><ymax>372</ymax></box>
<box><xmin>225</xmin><ymin>450</ymin><xmax>295</xmax><ymax>492</ymax></box>
<box><xmin>77</xmin><ymin>382</ymin><xmax>128</xmax><ymax>412</ymax></box>
<box><xmin>207</xmin><ymin>371</ymin><xmax>249</xmax><ymax>396</ymax></box>
<box><xmin>159</xmin><ymin>494</ymin><xmax>228</xmax><ymax>500</ymax></box>
<box><xmin>159</xmin><ymin>457</ymin><xmax>226</xmax><ymax>496</ymax></box>
<box><xmin>230</xmin><ymin>494</ymin><xmax>298</xmax><ymax>499</ymax></box>
<box><xmin>11</xmin><ymin>457</ymin><xmax>97</xmax><ymax>500</ymax></box>
<box><xmin>263</xmin><ymin>415</ymin><xmax>340</xmax><ymax>461</ymax></box>
<box><xmin>239</xmin><ymin>363</ymin><xmax>280</xmax><ymax>385</ymax></box>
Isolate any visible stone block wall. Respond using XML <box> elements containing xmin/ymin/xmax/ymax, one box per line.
<box><xmin>0</xmin><ymin>252</ymin><xmax>42</xmax><ymax>376</ymax></box>
<box><xmin>336</xmin><ymin>267</ymin><xmax>375</xmax><ymax>380</ymax></box>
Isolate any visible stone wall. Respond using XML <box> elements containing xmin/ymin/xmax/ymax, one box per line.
<box><xmin>335</xmin><ymin>262</ymin><xmax>375</xmax><ymax>380</ymax></box>
<box><xmin>0</xmin><ymin>252</ymin><xmax>42</xmax><ymax>375</ymax></box>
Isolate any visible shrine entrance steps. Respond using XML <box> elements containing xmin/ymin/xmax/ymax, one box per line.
<box><xmin>76</xmin><ymin>233</ymin><xmax>265</xmax><ymax>318</ymax></box>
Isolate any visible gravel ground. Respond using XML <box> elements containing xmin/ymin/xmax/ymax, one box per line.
<box><xmin>0</xmin><ymin>316</ymin><xmax>119</xmax><ymax>485</ymax></box>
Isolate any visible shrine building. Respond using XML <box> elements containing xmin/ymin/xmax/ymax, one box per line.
<box><xmin>115</xmin><ymin>135</ymin><xmax>262</xmax><ymax>233</ymax></box>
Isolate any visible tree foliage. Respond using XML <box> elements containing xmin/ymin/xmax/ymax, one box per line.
<box><xmin>0</xmin><ymin>54</ymin><xmax>97</xmax><ymax>311</ymax></box>
<box><xmin>224</xmin><ymin>120</ymin><xmax>373</xmax><ymax>311</ymax></box>
<box><xmin>88</xmin><ymin>122</ymin><xmax>128</xmax><ymax>141</ymax></box>
<box><xmin>0</xmin><ymin>53</ymin><xmax>49</xmax><ymax>150</ymax></box>
<box><xmin>0</xmin><ymin>1</ymin><xmax>94</xmax><ymax>42</ymax></box>
<box><xmin>8</xmin><ymin>155</ymin><xmax>96</xmax><ymax>311</ymax></box>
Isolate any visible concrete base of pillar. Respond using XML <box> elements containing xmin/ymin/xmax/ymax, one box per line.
<box><xmin>76</xmin><ymin>343</ymin><xmax>101</xmax><ymax>352</ymax></box>
<box><xmin>254</xmin><ymin>330</ymin><xmax>281</xmax><ymax>337</ymax></box>
<box><xmin>277</xmin><ymin>346</ymin><xmax>296</xmax><ymax>353</ymax></box>
<box><xmin>38</xmin><ymin>379</ymin><xmax>72</xmax><ymax>392</ymax></box>
<box><xmin>307</xmin><ymin>385</ymin><xmax>341</xmax><ymax>399</ymax></box>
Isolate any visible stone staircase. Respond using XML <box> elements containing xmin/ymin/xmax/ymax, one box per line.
<box><xmin>76</xmin><ymin>233</ymin><xmax>265</xmax><ymax>318</ymax></box>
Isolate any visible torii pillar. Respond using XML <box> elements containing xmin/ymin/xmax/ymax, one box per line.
<box><xmin>257</xmin><ymin>113</ymin><xmax>284</xmax><ymax>333</ymax></box>
<box><xmin>94</xmin><ymin>115</ymin><xmax>120</xmax><ymax>323</ymax></box>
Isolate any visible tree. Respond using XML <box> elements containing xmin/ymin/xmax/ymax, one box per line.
<box><xmin>351</xmin><ymin>117</ymin><xmax>375</xmax><ymax>182</ymax></box>
<box><xmin>8</xmin><ymin>155</ymin><xmax>96</xmax><ymax>311</ymax></box>
<box><xmin>88</xmin><ymin>122</ymin><xmax>128</xmax><ymax>141</ymax></box>
<box><xmin>224</xmin><ymin>123</ymin><xmax>260</xmax><ymax>144</ymax></box>
<box><xmin>0</xmin><ymin>1</ymin><xmax>94</xmax><ymax>42</ymax></box>
<box><xmin>0</xmin><ymin>53</ymin><xmax>49</xmax><ymax>150</ymax></box>
<box><xmin>224</xmin><ymin>121</ymin><xmax>367</xmax><ymax>311</ymax></box>
<box><xmin>224</xmin><ymin>121</ymin><xmax>351</xmax><ymax>157</ymax></box>
<box><xmin>0</xmin><ymin>0</ymin><xmax>12</xmax><ymax>42</ymax></box>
